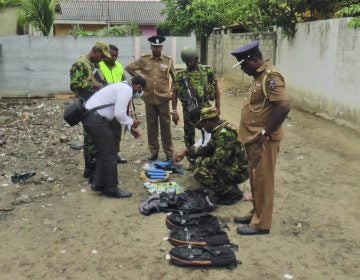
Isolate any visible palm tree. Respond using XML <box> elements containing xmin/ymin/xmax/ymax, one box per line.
<box><xmin>10</xmin><ymin>0</ymin><xmax>58</xmax><ymax>36</ymax></box>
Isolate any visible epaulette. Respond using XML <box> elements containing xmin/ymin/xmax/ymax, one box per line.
<box><xmin>162</xmin><ymin>55</ymin><xmax>172</xmax><ymax>60</ymax></box>
<box><xmin>141</xmin><ymin>54</ymin><xmax>151</xmax><ymax>58</ymax></box>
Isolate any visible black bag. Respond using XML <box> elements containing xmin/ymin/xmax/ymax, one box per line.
<box><xmin>169</xmin><ymin>245</ymin><xmax>237</xmax><ymax>269</ymax></box>
<box><xmin>63</xmin><ymin>98</ymin><xmax>86</xmax><ymax>126</ymax></box>
<box><xmin>159</xmin><ymin>188</ymin><xmax>217</xmax><ymax>214</ymax></box>
<box><xmin>168</xmin><ymin>226</ymin><xmax>230</xmax><ymax>247</ymax></box>
<box><xmin>63</xmin><ymin>99</ymin><xmax>114</xmax><ymax>127</ymax></box>
<box><xmin>166</xmin><ymin>212</ymin><xmax>221</xmax><ymax>230</ymax></box>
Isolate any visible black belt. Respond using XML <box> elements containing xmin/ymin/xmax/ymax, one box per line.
<box><xmin>92</xmin><ymin>111</ymin><xmax>109</xmax><ymax>121</ymax></box>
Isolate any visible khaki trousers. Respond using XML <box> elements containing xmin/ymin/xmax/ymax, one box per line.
<box><xmin>245</xmin><ymin>140</ymin><xmax>280</xmax><ymax>230</ymax></box>
<box><xmin>145</xmin><ymin>102</ymin><xmax>173</xmax><ymax>157</ymax></box>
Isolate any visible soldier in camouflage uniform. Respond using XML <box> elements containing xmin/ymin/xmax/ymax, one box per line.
<box><xmin>172</xmin><ymin>46</ymin><xmax>221</xmax><ymax>149</ymax></box>
<box><xmin>69</xmin><ymin>42</ymin><xmax>111</xmax><ymax>181</ymax></box>
<box><xmin>173</xmin><ymin>107</ymin><xmax>249</xmax><ymax>205</ymax></box>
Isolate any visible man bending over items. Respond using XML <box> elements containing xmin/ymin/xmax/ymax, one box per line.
<box><xmin>82</xmin><ymin>75</ymin><xmax>146</xmax><ymax>198</ymax></box>
<box><xmin>173</xmin><ymin>107</ymin><xmax>249</xmax><ymax>205</ymax></box>
<box><xmin>231</xmin><ymin>41</ymin><xmax>290</xmax><ymax>235</ymax></box>
<box><xmin>99</xmin><ymin>44</ymin><xmax>128</xmax><ymax>164</ymax></box>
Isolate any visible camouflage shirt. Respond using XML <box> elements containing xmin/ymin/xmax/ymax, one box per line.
<box><xmin>69</xmin><ymin>55</ymin><xmax>104</xmax><ymax>98</ymax></box>
<box><xmin>189</xmin><ymin>120</ymin><xmax>248</xmax><ymax>182</ymax></box>
<box><xmin>174</xmin><ymin>65</ymin><xmax>216</xmax><ymax>105</ymax></box>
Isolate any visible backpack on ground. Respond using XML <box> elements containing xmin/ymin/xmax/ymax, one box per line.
<box><xmin>168</xmin><ymin>245</ymin><xmax>238</xmax><ymax>269</ymax></box>
<box><xmin>159</xmin><ymin>188</ymin><xmax>217</xmax><ymax>214</ymax></box>
<box><xmin>165</xmin><ymin>212</ymin><xmax>221</xmax><ymax>230</ymax></box>
<box><xmin>168</xmin><ymin>226</ymin><xmax>230</xmax><ymax>247</ymax></box>
<box><xmin>139</xmin><ymin>194</ymin><xmax>160</xmax><ymax>216</ymax></box>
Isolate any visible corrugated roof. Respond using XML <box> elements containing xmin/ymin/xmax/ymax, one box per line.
<box><xmin>55</xmin><ymin>0</ymin><xmax>166</xmax><ymax>24</ymax></box>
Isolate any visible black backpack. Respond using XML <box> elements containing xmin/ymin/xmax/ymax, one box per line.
<box><xmin>168</xmin><ymin>226</ymin><xmax>230</xmax><ymax>247</ymax></box>
<box><xmin>166</xmin><ymin>212</ymin><xmax>221</xmax><ymax>230</ymax></box>
<box><xmin>159</xmin><ymin>188</ymin><xmax>217</xmax><ymax>214</ymax></box>
<box><xmin>169</xmin><ymin>245</ymin><xmax>238</xmax><ymax>269</ymax></box>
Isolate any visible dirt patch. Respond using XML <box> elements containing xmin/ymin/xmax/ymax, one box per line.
<box><xmin>0</xmin><ymin>79</ymin><xmax>359</xmax><ymax>280</ymax></box>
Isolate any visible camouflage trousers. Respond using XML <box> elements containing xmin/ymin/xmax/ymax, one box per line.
<box><xmin>83</xmin><ymin>128</ymin><xmax>96</xmax><ymax>176</ymax></box>
<box><xmin>182</xmin><ymin>102</ymin><xmax>211</xmax><ymax>149</ymax></box>
<box><xmin>183</xmin><ymin>112</ymin><xmax>197</xmax><ymax>149</ymax></box>
<box><xmin>193</xmin><ymin>156</ymin><xmax>249</xmax><ymax>195</ymax></box>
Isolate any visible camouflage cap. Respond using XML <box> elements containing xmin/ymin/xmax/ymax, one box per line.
<box><xmin>94</xmin><ymin>41</ymin><xmax>111</xmax><ymax>58</ymax></box>
<box><xmin>198</xmin><ymin>107</ymin><xmax>218</xmax><ymax>123</ymax></box>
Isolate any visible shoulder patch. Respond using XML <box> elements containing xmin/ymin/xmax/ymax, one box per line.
<box><xmin>268</xmin><ymin>79</ymin><xmax>276</xmax><ymax>90</ymax></box>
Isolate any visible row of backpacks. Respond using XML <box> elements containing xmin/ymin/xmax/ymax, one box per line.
<box><xmin>164</xmin><ymin>210</ymin><xmax>239</xmax><ymax>269</ymax></box>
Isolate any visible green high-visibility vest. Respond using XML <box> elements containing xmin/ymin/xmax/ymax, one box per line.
<box><xmin>99</xmin><ymin>61</ymin><xmax>124</xmax><ymax>83</ymax></box>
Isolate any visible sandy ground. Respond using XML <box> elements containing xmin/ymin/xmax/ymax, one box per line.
<box><xmin>0</xmin><ymin>78</ymin><xmax>359</xmax><ymax>280</ymax></box>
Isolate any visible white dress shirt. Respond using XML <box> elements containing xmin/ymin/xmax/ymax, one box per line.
<box><xmin>85</xmin><ymin>81</ymin><xmax>134</xmax><ymax>130</ymax></box>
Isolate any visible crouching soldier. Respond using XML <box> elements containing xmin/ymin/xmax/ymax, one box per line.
<box><xmin>173</xmin><ymin>107</ymin><xmax>249</xmax><ymax>205</ymax></box>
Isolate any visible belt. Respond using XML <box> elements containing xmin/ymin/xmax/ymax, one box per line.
<box><xmin>93</xmin><ymin>111</ymin><xmax>110</xmax><ymax>122</ymax></box>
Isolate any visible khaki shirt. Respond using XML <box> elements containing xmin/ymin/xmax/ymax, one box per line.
<box><xmin>126</xmin><ymin>54</ymin><xmax>175</xmax><ymax>105</ymax></box>
<box><xmin>238</xmin><ymin>60</ymin><xmax>288</xmax><ymax>143</ymax></box>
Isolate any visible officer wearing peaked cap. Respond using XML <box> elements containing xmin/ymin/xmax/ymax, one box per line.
<box><xmin>148</xmin><ymin>35</ymin><xmax>166</xmax><ymax>46</ymax></box>
<box><xmin>231</xmin><ymin>40</ymin><xmax>291</xmax><ymax>236</ymax></box>
<box><xmin>125</xmin><ymin>35</ymin><xmax>175</xmax><ymax>162</ymax></box>
<box><xmin>231</xmin><ymin>40</ymin><xmax>260</xmax><ymax>68</ymax></box>
<box><xmin>173</xmin><ymin>107</ymin><xmax>249</xmax><ymax>205</ymax></box>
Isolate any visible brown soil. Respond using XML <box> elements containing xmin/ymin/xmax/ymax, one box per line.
<box><xmin>0</xmin><ymin>78</ymin><xmax>359</xmax><ymax>280</ymax></box>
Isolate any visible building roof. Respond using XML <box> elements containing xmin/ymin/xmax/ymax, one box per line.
<box><xmin>55</xmin><ymin>0</ymin><xmax>165</xmax><ymax>25</ymax></box>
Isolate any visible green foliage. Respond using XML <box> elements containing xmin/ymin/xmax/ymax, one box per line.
<box><xmin>10</xmin><ymin>0</ymin><xmax>58</xmax><ymax>36</ymax></box>
<box><xmin>160</xmin><ymin>0</ymin><xmax>359</xmax><ymax>39</ymax></box>
<box><xmin>0</xmin><ymin>0</ymin><xmax>13</xmax><ymax>9</ymax></box>
<box><xmin>336</xmin><ymin>4</ymin><xmax>360</xmax><ymax>28</ymax></box>
<box><xmin>66</xmin><ymin>26</ymin><xmax>96</xmax><ymax>37</ymax></box>
<box><xmin>67</xmin><ymin>24</ymin><xmax>141</xmax><ymax>37</ymax></box>
<box><xmin>159</xmin><ymin>0</ymin><xmax>231</xmax><ymax>36</ymax></box>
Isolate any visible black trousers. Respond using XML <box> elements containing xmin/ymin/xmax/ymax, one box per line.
<box><xmin>82</xmin><ymin>112</ymin><xmax>120</xmax><ymax>193</ymax></box>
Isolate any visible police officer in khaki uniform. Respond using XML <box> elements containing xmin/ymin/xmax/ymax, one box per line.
<box><xmin>231</xmin><ymin>41</ymin><xmax>290</xmax><ymax>235</ymax></box>
<box><xmin>125</xmin><ymin>36</ymin><xmax>175</xmax><ymax>161</ymax></box>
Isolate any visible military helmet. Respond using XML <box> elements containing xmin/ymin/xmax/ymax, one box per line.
<box><xmin>181</xmin><ymin>46</ymin><xmax>198</xmax><ymax>63</ymax></box>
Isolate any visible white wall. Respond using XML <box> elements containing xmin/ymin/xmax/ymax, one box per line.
<box><xmin>276</xmin><ymin>18</ymin><xmax>360</xmax><ymax>128</ymax></box>
<box><xmin>0</xmin><ymin>36</ymin><xmax>195</xmax><ymax>97</ymax></box>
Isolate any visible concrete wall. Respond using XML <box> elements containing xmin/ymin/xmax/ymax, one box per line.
<box><xmin>276</xmin><ymin>18</ymin><xmax>360</xmax><ymax>127</ymax></box>
<box><xmin>207</xmin><ymin>32</ymin><xmax>276</xmax><ymax>81</ymax></box>
<box><xmin>206</xmin><ymin>18</ymin><xmax>359</xmax><ymax>128</ymax></box>
<box><xmin>0</xmin><ymin>35</ymin><xmax>195</xmax><ymax>97</ymax></box>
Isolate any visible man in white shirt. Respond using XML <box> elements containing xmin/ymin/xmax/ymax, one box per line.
<box><xmin>82</xmin><ymin>75</ymin><xmax>146</xmax><ymax>198</ymax></box>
